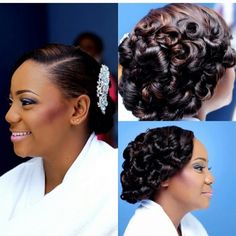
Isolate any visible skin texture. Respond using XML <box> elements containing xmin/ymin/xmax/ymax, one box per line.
<box><xmin>5</xmin><ymin>60</ymin><xmax>90</xmax><ymax>193</ymax></box>
<box><xmin>155</xmin><ymin>138</ymin><xmax>214</xmax><ymax>230</ymax></box>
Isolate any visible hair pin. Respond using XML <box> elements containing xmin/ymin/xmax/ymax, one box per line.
<box><xmin>97</xmin><ymin>64</ymin><xmax>110</xmax><ymax>114</ymax></box>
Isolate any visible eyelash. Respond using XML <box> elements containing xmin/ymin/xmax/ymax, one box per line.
<box><xmin>193</xmin><ymin>164</ymin><xmax>212</xmax><ymax>173</ymax></box>
<box><xmin>8</xmin><ymin>98</ymin><xmax>13</xmax><ymax>106</ymax></box>
<box><xmin>20</xmin><ymin>98</ymin><xmax>37</xmax><ymax>106</ymax></box>
<box><xmin>194</xmin><ymin>164</ymin><xmax>205</xmax><ymax>172</ymax></box>
<box><xmin>8</xmin><ymin>98</ymin><xmax>37</xmax><ymax>107</ymax></box>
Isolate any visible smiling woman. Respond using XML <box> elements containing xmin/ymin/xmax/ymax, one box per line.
<box><xmin>6</xmin><ymin>60</ymin><xmax>77</xmax><ymax>159</ymax></box>
<box><xmin>120</xmin><ymin>126</ymin><xmax>214</xmax><ymax>236</ymax></box>
<box><xmin>0</xmin><ymin>44</ymin><xmax>117</xmax><ymax>236</ymax></box>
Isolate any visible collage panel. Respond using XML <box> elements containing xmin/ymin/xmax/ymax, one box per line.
<box><xmin>0</xmin><ymin>2</ymin><xmax>118</xmax><ymax>174</ymax></box>
<box><xmin>118</xmin><ymin>3</ymin><xmax>236</xmax><ymax>121</ymax></box>
<box><xmin>0</xmin><ymin>3</ymin><xmax>118</xmax><ymax>236</ymax></box>
<box><xmin>118</xmin><ymin>121</ymin><xmax>236</xmax><ymax>236</ymax></box>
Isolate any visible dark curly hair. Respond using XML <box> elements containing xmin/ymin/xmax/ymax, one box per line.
<box><xmin>12</xmin><ymin>44</ymin><xmax>115</xmax><ymax>134</ymax></box>
<box><xmin>119</xmin><ymin>3</ymin><xmax>236</xmax><ymax>120</ymax></box>
<box><xmin>120</xmin><ymin>126</ymin><xmax>194</xmax><ymax>204</ymax></box>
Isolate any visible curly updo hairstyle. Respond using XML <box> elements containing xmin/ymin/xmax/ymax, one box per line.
<box><xmin>119</xmin><ymin>3</ymin><xmax>236</xmax><ymax>120</ymax></box>
<box><xmin>121</xmin><ymin>126</ymin><xmax>194</xmax><ymax>203</ymax></box>
<box><xmin>13</xmin><ymin>44</ymin><xmax>115</xmax><ymax>134</ymax></box>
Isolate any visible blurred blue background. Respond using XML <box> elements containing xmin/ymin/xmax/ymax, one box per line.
<box><xmin>118</xmin><ymin>3</ymin><xmax>236</xmax><ymax>121</ymax></box>
<box><xmin>119</xmin><ymin>121</ymin><xmax>236</xmax><ymax>236</ymax></box>
<box><xmin>0</xmin><ymin>3</ymin><xmax>117</xmax><ymax>175</ymax></box>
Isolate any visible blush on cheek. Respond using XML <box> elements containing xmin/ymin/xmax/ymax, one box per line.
<box><xmin>166</xmin><ymin>170</ymin><xmax>195</xmax><ymax>203</ymax></box>
<box><xmin>37</xmin><ymin>103</ymin><xmax>70</xmax><ymax>124</ymax></box>
<box><xmin>173</xmin><ymin>168</ymin><xmax>195</xmax><ymax>188</ymax></box>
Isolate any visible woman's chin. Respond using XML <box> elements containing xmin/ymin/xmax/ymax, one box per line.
<box><xmin>13</xmin><ymin>148</ymin><xmax>31</xmax><ymax>158</ymax></box>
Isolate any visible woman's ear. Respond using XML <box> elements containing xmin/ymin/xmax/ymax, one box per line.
<box><xmin>70</xmin><ymin>95</ymin><xmax>90</xmax><ymax>126</ymax></box>
<box><xmin>161</xmin><ymin>179</ymin><xmax>169</xmax><ymax>188</ymax></box>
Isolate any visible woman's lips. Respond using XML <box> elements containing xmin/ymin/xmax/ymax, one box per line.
<box><xmin>201</xmin><ymin>191</ymin><xmax>213</xmax><ymax>198</ymax></box>
<box><xmin>10</xmin><ymin>131</ymin><xmax>32</xmax><ymax>142</ymax></box>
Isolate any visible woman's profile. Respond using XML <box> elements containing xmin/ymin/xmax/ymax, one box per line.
<box><xmin>0</xmin><ymin>44</ymin><xmax>117</xmax><ymax>235</ymax></box>
<box><xmin>121</xmin><ymin>126</ymin><xmax>214</xmax><ymax>236</ymax></box>
<box><xmin>119</xmin><ymin>3</ymin><xmax>236</xmax><ymax>121</ymax></box>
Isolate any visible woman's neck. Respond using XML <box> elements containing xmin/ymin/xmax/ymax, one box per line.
<box><xmin>43</xmin><ymin>129</ymin><xmax>91</xmax><ymax>194</ymax></box>
<box><xmin>154</xmin><ymin>192</ymin><xmax>188</xmax><ymax>231</ymax></box>
<box><xmin>196</xmin><ymin>108</ymin><xmax>207</xmax><ymax>121</ymax></box>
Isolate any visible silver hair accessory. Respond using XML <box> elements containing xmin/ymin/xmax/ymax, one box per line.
<box><xmin>119</xmin><ymin>33</ymin><xmax>130</xmax><ymax>45</ymax></box>
<box><xmin>97</xmin><ymin>64</ymin><xmax>110</xmax><ymax>114</ymax></box>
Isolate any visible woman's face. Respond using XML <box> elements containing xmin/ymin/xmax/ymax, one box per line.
<box><xmin>166</xmin><ymin>138</ymin><xmax>214</xmax><ymax>211</ymax></box>
<box><xmin>5</xmin><ymin>60</ymin><xmax>74</xmax><ymax>158</ymax></box>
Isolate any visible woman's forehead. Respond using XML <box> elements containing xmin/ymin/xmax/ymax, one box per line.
<box><xmin>11</xmin><ymin>60</ymin><xmax>56</xmax><ymax>95</ymax></box>
<box><xmin>191</xmin><ymin>138</ymin><xmax>208</xmax><ymax>162</ymax></box>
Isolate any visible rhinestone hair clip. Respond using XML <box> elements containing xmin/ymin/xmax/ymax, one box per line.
<box><xmin>97</xmin><ymin>64</ymin><xmax>110</xmax><ymax>114</ymax></box>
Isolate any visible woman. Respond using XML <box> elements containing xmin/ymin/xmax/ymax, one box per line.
<box><xmin>121</xmin><ymin>126</ymin><xmax>214</xmax><ymax>236</ymax></box>
<box><xmin>0</xmin><ymin>44</ymin><xmax>117</xmax><ymax>236</ymax></box>
<box><xmin>119</xmin><ymin>3</ymin><xmax>236</xmax><ymax>121</ymax></box>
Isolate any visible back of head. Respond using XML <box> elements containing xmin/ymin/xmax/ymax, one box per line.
<box><xmin>13</xmin><ymin>44</ymin><xmax>115</xmax><ymax>134</ymax></box>
<box><xmin>119</xmin><ymin>3</ymin><xmax>236</xmax><ymax>120</ymax></box>
<box><xmin>121</xmin><ymin>126</ymin><xmax>194</xmax><ymax>203</ymax></box>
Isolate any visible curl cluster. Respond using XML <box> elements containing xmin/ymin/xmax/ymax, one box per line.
<box><xmin>119</xmin><ymin>3</ymin><xmax>236</xmax><ymax>120</ymax></box>
<box><xmin>13</xmin><ymin>44</ymin><xmax>115</xmax><ymax>134</ymax></box>
<box><xmin>120</xmin><ymin>126</ymin><xmax>194</xmax><ymax>203</ymax></box>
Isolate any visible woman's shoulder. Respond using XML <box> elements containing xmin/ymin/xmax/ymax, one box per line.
<box><xmin>94</xmin><ymin>137</ymin><xmax>117</xmax><ymax>160</ymax></box>
<box><xmin>181</xmin><ymin>213</ymin><xmax>208</xmax><ymax>236</ymax></box>
<box><xmin>0</xmin><ymin>158</ymin><xmax>43</xmax><ymax>207</ymax></box>
<box><xmin>0</xmin><ymin>158</ymin><xmax>42</xmax><ymax>184</ymax></box>
<box><xmin>80</xmin><ymin>135</ymin><xmax>117</xmax><ymax>182</ymax></box>
<box><xmin>124</xmin><ymin>200</ymin><xmax>178</xmax><ymax>236</ymax></box>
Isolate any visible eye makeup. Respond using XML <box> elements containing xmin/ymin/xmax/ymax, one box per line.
<box><xmin>20</xmin><ymin>98</ymin><xmax>37</xmax><ymax>106</ymax></box>
<box><xmin>193</xmin><ymin>163</ymin><xmax>206</xmax><ymax>173</ymax></box>
<box><xmin>192</xmin><ymin>162</ymin><xmax>212</xmax><ymax>173</ymax></box>
<box><xmin>8</xmin><ymin>96</ymin><xmax>38</xmax><ymax>108</ymax></box>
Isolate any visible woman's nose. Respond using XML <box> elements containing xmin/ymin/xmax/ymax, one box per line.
<box><xmin>5</xmin><ymin>103</ymin><xmax>21</xmax><ymax>124</ymax></box>
<box><xmin>205</xmin><ymin>170</ymin><xmax>215</xmax><ymax>185</ymax></box>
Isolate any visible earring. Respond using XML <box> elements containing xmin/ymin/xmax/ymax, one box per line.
<box><xmin>72</xmin><ymin>118</ymin><xmax>80</xmax><ymax>125</ymax></box>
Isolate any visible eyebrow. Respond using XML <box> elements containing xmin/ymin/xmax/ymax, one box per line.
<box><xmin>193</xmin><ymin>157</ymin><xmax>208</xmax><ymax>162</ymax></box>
<box><xmin>14</xmin><ymin>90</ymin><xmax>39</xmax><ymax>96</ymax></box>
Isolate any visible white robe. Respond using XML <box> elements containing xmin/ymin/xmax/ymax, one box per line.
<box><xmin>124</xmin><ymin>200</ymin><xmax>208</xmax><ymax>236</ymax></box>
<box><xmin>0</xmin><ymin>133</ymin><xmax>118</xmax><ymax>236</ymax></box>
